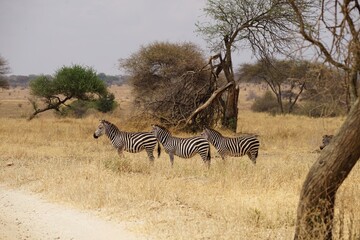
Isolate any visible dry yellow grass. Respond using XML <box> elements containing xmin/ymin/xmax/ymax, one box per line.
<box><xmin>0</xmin><ymin>85</ymin><xmax>359</xmax><ymax>239</ymax></box>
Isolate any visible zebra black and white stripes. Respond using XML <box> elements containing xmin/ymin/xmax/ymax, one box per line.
<box><xmin>201</xmin><ymin>128</ymin><xmax>260</xmax><ymax>164</ymax></box>
<box><xmin>93</xmin><ymin>120</ymin><xmax>161</xmax><ymax>162</ymax></box>
<box><xmin>151</xmin><ymin>125</ymin><xmax>211</xmax><ymax>167</ymax></box>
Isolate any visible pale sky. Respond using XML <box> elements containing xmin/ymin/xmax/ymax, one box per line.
<box><xmin>0</xmin><ymin>0</ymin><xmax>224</xmax><ymax>76</ymax></box>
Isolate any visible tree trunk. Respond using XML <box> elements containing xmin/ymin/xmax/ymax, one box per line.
<box><xmin>294</xmin><ymin>99</ymin><xmax>360</xmax><ymax>240</ymax></box>
<box><xmin>223</xmin><ymin>85</ymin><xmax>239</xmax><ymax>130</ymax></box>
<box><xmin>221</xmin><ymin>38</ymin><xmax>238</xmax><ymax>131</ymax></box>
<box><xmin>349</xmin><ymin>69</ymin><xmax>359</xmax><ymax>106</ymax></box>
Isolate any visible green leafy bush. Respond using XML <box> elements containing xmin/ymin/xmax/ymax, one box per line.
<box><xmin>96</xmin><ymin>93</ymin><xmax>117</xmax><ymax>113</ymax></box>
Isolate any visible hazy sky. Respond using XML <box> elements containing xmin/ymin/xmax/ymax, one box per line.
<box><xmin>0</xmin><ymin>0</ymin><xmax>223</xmax><ymax>75</ymax></box>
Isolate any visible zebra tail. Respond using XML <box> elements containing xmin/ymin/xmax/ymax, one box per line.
<box><xmin>157</xmin><ymin>142</ymin><xmax>161</xmax><ymax>158</ymax></box>
<box><xmin>207</xmin><ymin>149</ymin><xmax>211</xmax><ymax>161</ymax></box>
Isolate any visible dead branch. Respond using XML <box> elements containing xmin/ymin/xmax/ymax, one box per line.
<box><xmin>185</xmin><ymin>81</ymin><xmax>234</xmax><ymax>125</ymax></box>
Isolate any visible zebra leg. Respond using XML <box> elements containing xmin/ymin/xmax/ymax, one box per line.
<box><xmin>206</xmin><ymin>150</ymin><xmax>211</xmax><ymax>169</ymax></box>
<box><xmin>247</xmin><ymin>152</ymin><xmax>257</xmax><ymax>165</ymax></box>
<box><xmin>157</xmin><ymin>143</ymin><xmax>161</xmax><ymax>158</ymax></box>
<box><xmin>145</xmin><ymin>147</ymin><xmax>155</xmax><ymax>163</ymax></box>
<box><xmin>117</xmin><ymin>145</ymin><xmax>125</xmax><ymax>158</ymax></box>
<box><xmin>204</xmin><ymin>158</ymin><xmax>211</xmax><ymax>169</ymax></box>
<box><xmin>217</xmin><ymin>150</ymin><xmax>225</xmax><ymax>161</ymax></box>
<box><xmin>169</xmin><ymin>153</ymin><xmax>174</xmax><ymax>167</ymax></box>
<box><xmin>200</xmin><ymin>151</ymin><xmax>211</xmax><ymax>169</ymax></box>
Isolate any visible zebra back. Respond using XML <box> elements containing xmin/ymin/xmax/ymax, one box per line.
<box><xmin>202</xmin><ymin>128</ymin><xmax>260</xmax><ymax>164</ymax></box>
<box><xmin>152</xmin><ymin>125</ymin><xmax>211</xmax><ymax>164</ymax></box>
<box><xmin>94</xmin><ymin>120</ymin><xmax>160</xmax><ymax>160</ymax></box>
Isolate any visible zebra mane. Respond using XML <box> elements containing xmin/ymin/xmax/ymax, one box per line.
<box><xmin>101</xmin><ymin>120</ymin><xmax>120</xmax><ymax>131</ymax></box>
<box><xmin>205</xmin><ymin>128</ymin><xmax>223</xmax><ymax>137</ymax></box>
<box><xmin>101</xmin><ymin>119</ymin><xmax>110</xmax><ymax>124</ymax></box>
<box><xmin>153</xmin><ymin>124</ymin><xmax>165</xmax><ymax>129</ymax></box>
<box><xmin>153</xmin><ymin>124</ymin><xmax>171</xmax><ymax>134</ymax></box>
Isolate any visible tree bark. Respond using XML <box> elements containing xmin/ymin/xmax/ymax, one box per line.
<box><xmin>294</xmin><ymin>99</ymin><xmax>360</xmax><ymax>240</ymax></box>
<box><xmin>223</xmin><ymin>85</ymin><xmax>239</xmax><ymax>129</ymax></box>
<box><xmin>221</xmin><ymin>38</ymin><xmax>238</xmax><ymax>130</ymax></box>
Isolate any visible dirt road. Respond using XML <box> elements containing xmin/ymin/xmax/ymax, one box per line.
<box><xmin>0</xmin><ymin>186</ymin><xmax>145</xmax><ymax>240</ymax></box>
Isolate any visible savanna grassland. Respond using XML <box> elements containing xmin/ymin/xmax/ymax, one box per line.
<box><xmin>0</xmin><ymin>85</ymin><xmax>359</xmax><ymax>240</ymax></box>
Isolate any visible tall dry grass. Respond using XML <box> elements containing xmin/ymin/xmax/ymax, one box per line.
<box><xmin>0</xmin><ymin>111</ymin><xmax>358</xmax><ymax>239</ymax></box>
<box><xmin>0</xmin><ymin>85</ymin><xmax>359</xmax><ymax>239</ymax></box>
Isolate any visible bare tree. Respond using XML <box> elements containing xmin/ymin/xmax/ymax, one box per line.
<box><xmin>288</xmin><ymin>0</ymin><xmax>360</xmax><ymax>239</ymax></box>
<box><xmin>193</xmin><ymin>0</ymin><xmax>296</xmax><ymax>130</ymax></box>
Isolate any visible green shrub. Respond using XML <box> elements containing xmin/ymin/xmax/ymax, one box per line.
<box><xmin>57</xmin><ymin>100</ymin><xmax>95</xmax><ymax>118</ymax></box>
<box><xmin>96</xmin><ymin>93</ymin><xmax>117</xmax><ymax>113</ymax></box>
<box><xmin>251</xmin><ymin>91</ymin><xmax>280</xmax><ymax>114</ymax></box>
<box><xmin>56</xmin><ymin>93</ymin><xmax>117</xmax><ymax>118</ymax></box>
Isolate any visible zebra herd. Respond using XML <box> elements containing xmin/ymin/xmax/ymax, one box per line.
<box><xmin>93</xmin><ymin>120</ymin><xmax>260</xmax><ymax>167</ymax></box>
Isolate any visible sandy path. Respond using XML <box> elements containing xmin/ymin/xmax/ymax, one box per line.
<box><xmin>0</xmin><ymin>186</ymin><xmax>145</xmax><ymax>240</ymax></box>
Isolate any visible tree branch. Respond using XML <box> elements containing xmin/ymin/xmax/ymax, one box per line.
<box><xmin>185</xmin><ymin>81</ymin><xmax>234</xmax><ymax>125</ymax></box>
<box><xmin>288</xmin><ymin>0</ymin><xmax>349</xmax><ymax>71</ymax></box>
<box><xmin>28</xmin><ymin>95</ymin><xmax>72</xmax><ymax>120</ymax></box>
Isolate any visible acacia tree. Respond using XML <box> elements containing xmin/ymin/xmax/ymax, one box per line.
<box><xmin>193</xmin><ymin>0</ymin><xmax>296</xmax><ymax>130</ymax></box>
<box><xmin>29</xmin><ymin>65</ymin><xmax>111</xmax><ymax>120</ymax></box>
<box><xmin>238</xmin><ymin>59</ymin><xmax>314</xmax><ymax>113</ymax></box>
<box><xmin>288</xmin><ymin>0</ymin><xmax>360</xmax><ymax>239</ymax></box>
<box><xmin>120</xmin><ymin>41</ymin><xmax>217</xmax><ymax>131</ymax></box>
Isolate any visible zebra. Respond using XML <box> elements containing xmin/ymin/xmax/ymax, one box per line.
<box><xmin>201</xmin><ymin>128</ymin><xmax>260</xmax><ymax>164</ymax></box>
<box><xmin>151</xmin><ymin>125</ymin><xmax>211</xmax><ymax>167</ymax></box>
<box><xmin>320</xmin><ymin>134</ymin><xmax>334</xmax><ymax>150</ymax></box>
<box><xmin>93</xmin><ymin>120</ymin><xmax>161</xmax><ymax>162</ymax></box>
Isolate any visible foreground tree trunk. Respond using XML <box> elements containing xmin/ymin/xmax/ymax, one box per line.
<box><xmin>294</xmin><ymin>99</ymin><xmax>360</xmax><ymax>240</ymax></box>
<box><xmin>223</xmin><ymin>86</ymin><xmax>239</xmax><ymax>129</ymax></box>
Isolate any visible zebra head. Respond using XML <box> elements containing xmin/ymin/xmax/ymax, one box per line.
<box><xmin>151</xmin><ymin>125</ymin><xmax>170</xmax><ymax>142</ymax></box>
<box><xmin>93</xmin><ymin>120</ymin><xmax>108</xmax><ymax>139</ymax></box>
